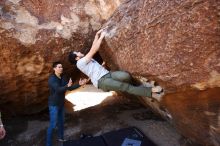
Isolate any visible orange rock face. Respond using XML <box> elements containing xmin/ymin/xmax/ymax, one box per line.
<box><xmin>102</xmin><ymin>0</ymin><xmax>220</xmax><ymax>145</ymax></box>
<box><xmin>0</xmin><ymin>0</ymin><xmax>122</xmax><ymax>114</ymax></box>
<box><xmin>103</xmin><ymin>0</ymin><xmax>220</xmax><ymax>90</ymax></box>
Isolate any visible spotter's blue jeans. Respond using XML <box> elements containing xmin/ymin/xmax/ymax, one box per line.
<box><xmin>46</xmin><ymin>106</ymin><xmax>64</xmax><ymax>146</ymax></box>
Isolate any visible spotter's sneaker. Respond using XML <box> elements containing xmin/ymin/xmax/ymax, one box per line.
<box><xmin>58</xmin><ymin>139</ymin><xmax>67</xmax><ymax>142</ymax></box>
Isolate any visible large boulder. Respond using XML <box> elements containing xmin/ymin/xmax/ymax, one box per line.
<box><xmin>102</xmin><ymin>0</ymin><xmax>220</xmax><ymax>145</ymax></box>
<box><xmin>0</xmin><ymin>0</ymin><xmax>122</xmax><ymax>114</ymax></box>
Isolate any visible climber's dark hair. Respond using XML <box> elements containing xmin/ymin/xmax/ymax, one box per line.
<box><xmin>68</xmin><ymin>51</ymin><xmax>77</xmax><ymax>65</ymax></box>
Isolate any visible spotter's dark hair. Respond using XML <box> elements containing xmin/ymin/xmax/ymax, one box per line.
<box><xmin>52</xmin><ymin>61</ymin><xmax>62</xmax><ymax>68</ymax></box>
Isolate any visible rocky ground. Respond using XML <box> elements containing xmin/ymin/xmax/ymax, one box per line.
<box><xmin>0</xmin><ymin>86</ymin><xmax>200</xmax><ymax>146</ymax></box>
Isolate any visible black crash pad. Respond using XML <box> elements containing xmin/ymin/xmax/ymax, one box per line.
<box><xmin>63</xmin><ymin>136</ymin><xmax>106</xmax><ymax>146</ymax></box>
<box><xmin>102</xmin><ymin>127</ymin><xmax>156</xmax><ymax>146</ymax></box>
<box><xmin>63</xmin><ymin>127</ymin><xmax>157</xmax><ymax>146</ymax></box>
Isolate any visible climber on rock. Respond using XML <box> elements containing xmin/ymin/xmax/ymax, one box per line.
<box><xmin>68</xmin><ymin>28</ymin><xmax>163</xmax><ymax>99</ymax></box>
